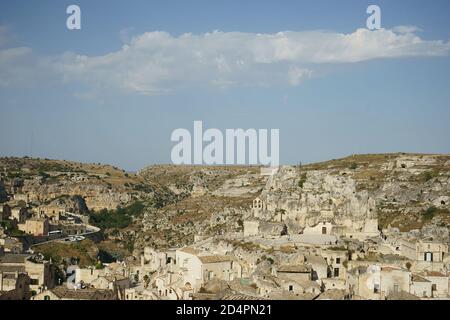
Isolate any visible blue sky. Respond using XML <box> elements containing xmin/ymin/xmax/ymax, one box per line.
<box><xmin>1</xmin><ymin>0</ymin><xmax>449</xmax><ymax>170</ymax></box>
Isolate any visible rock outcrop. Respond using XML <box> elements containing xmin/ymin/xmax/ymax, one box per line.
<box><xmin>252</xmin><ymin>154</ymin><xmax>449</xmax><ymax>237</ymax></box>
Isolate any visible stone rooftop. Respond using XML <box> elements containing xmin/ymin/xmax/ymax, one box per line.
<box><xmin>48</xmin><ymin>286</ymin><xmax>117</xmax><ymax>300</ymax></box>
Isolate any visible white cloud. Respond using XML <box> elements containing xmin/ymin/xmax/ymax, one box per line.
<box><xmin>0</xmin><ymin>47</ymin><xmax>34</xmax><ymax>86</ymax></box>
<box><xmin>392</xmin><ymin>25</ymin><xmax>422</xmax><ymax>34</ymax></box>
<box><xmin>0</xmin><ymin>26</ymin><xmax>449</xmax><ymax>94</ymax></box>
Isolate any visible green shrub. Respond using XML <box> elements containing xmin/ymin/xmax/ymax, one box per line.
<box><xmin>298</xmin><ymin>173</ymin><xmax>307</xmax><ymax>188</ymax></box>
<box><xmin>422</xmin><ymin>170</ymin><xmax>439</xmax><ymax>182</ymax></box>
<box><xmin>89</xmin><ymin>201</ymin><xmax>145</xmax><ymax>230</ymax></box>
<box><xmin>423</xmin><ymin>206</ymin><xmax>437</xmax><ymax>221</ymax></box>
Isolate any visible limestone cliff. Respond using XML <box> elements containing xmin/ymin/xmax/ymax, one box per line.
<box><xmin>254</xmin><ymin>154</ymin><xmax>449</xmax><ymax>235</ymax></box>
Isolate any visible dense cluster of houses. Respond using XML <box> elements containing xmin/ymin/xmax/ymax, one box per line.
<box><xmin>1</xmin><ymin>189</ymin><xmax>450</xmax><ymax>300</ymax></box>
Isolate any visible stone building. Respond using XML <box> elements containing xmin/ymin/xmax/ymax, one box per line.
<box><xmin>347</xmin><ymin>265</ymin><xmax>381</xmax><ymax>300</ymax></box>
<box><xmin>348</xmin><ymin>264</ymin><xmax>412</xmax><ymax>300</ymax></box>
<box><xmin>251</xmin><ymin>197</ymin><xmax>267</xmax><ymax>218</ymax></box>
<box><xmin>36</xmin><ymin>205</ymin><xmax>65</xmax><ymax>221</ymax></box>
<box><xmin>0</xmin><ymin>237</ymin><xmax>23</xmax><ymax>254</ymax></box>
<box><xmin>0</xmin><ymin>273</ymin><xmax>31</xmax><ymax>300</ymax></box>
<box><xmin>0</xmin><ymin>253</ymin><xmax>56</xmax><ymax>294</ymax></box>
<box><xmin>141</xmin><ymin>247</ymin><xmax>169</xmax><ymax>272</ymax></box>
<box><xmin>416</xmin><ymin>240</ymin><xmax>448</xmax><ymax>263</ymax></box>
<box><xmin>243</xmin><ymin>220</ymin><xmax>286</xmax><ymax>238</ymax></box>
<box><xmin>410</xmin><ymin>274</ymin><xmax>433</xmax><ymax>298</ymax></box>
<box><xmin>303</xmin><ymin>222</ymin><xmax>334</xmax><ymax>236</ymax></box>
<box><xmin>18</xmin><ymin>217</ymin><xmax>50</xmax><ymax>236</ymax></box>
<box><xmin>423</xmin><ymin>271</ymin><xmax>449</xmax><ymax>298</ymax></box>
<box><xmin>174</xmin><ymin>247</ymin><xmax>242</xmax><ymax>294</ymax></box>
<box><xmin>322</xmin><ymin>249</ymin><xmax>348</xmax><ymax>279</ymax></box>
<box><xmin>10</xmin><ymin>206</ymin><xmax>28</xmax><ymax>224</ymax></box>
<box><xmin>379</xmin><ymin>266</ymin><xmax>411</xmax><ymax>299</ymax></box>
<box><xmin>33</xmin><ymin>286</ymin><xmax>118</xmax><ymax>300</ymax></box>
<box><xmin>274</xmin><ymin>264</ymin><xmax>312</xmax><ymax>283</ymax></box>
<box><xmin>124</xmin><ymin>287</ymin><xmax>158</xmax><ymax>300</ymax></box>
<box><xmin>304</xmin><ymin>254</ymin><xmax>328</xmax><ymax>280</ymax></box>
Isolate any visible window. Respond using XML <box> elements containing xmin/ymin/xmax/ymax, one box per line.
<box><xmin>374</xmin><ymin>284</ymin><xmax>379</xmax><ymax>293</ymax></box>
<box><xmin>393</xmin><ymin>284</ymin><xmax>399</xmax><ymax>293</ymax></box>
<box><xmin>424</xmin><ymin>252</ymin><xmax>433</xmax><ymax>262</ymax></box>
<box><xmin>289</xmin><ymin>285</ymin><xmax>293</xmax><ymax>292</ymax></box>
<box><xmin>432</xmin><ymin>284</ymin><xmax>437</xmax><ymax>291</ymax></box>
<box><xmin>334</xmin><ymin>268</ymin><xmax>339</xmax><ymax>277</ymax></box>
<box><xmin>336</xmin><ymin>258</ymin><xmax>341</xmax><ymax>264</ymax></box>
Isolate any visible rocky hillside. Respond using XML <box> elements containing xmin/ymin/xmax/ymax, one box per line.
<box><xmin>258</xmin><ymin>153</ymin><xmax>450</xmax><ymax>237</ymax></box>
<box><xmin>135</xmin><ymin>165</ymin><xmax>267</xmax><ymax>249</ymax></box>
<box><xmin>0</xmin><ymin>157</ymin><xmax>169</xmax><ymax>211</ymax></box>
<box><xmin>1</xmin><ymin>154</ymin><xmax>449</xmax><ymax>256</ymax></box>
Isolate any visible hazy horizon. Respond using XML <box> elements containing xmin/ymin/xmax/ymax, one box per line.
<box><xmin>1</xmin><ymin>0</ymin><xmax>450</xmax><ymax>171</ymax></box>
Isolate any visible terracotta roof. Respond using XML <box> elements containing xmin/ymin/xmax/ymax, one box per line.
<box><xmin>425</xmin><ymin>271</ymin><xmax>446</xmax><ymax>277</ymax></box>
<box><xmin>412</xmin><ymin>274</ymin><xmax>430</xmax><ymax>283</ymax></box>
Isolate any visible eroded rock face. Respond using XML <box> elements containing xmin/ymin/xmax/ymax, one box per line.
<box><xmin>45</xmin><ymin>195</ymin><xmax>89</xmax><ymax>214</ymax></box>
<box><xmin>419</xmin><ymin>219</ymin><xmax>449</xmax><ymax>240</ymax></box>
<box><xmin>136</xmin><ymin>166</ymin><xmax>267</xmax><ymax>249</ymax></box>
<box><xmin>257</xmin><ymin>166</ymin><xmax>377</xmax><ymax>231</ymax></box>
<box><xmin>21</xmin><ymin>180</ymin><xmax>133</xmax><ymax>211</ymax></box>
<box><xmin>254</xmin><ymin>154</ymin><xmax>450</xmax><ymax>235</ymax></box>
